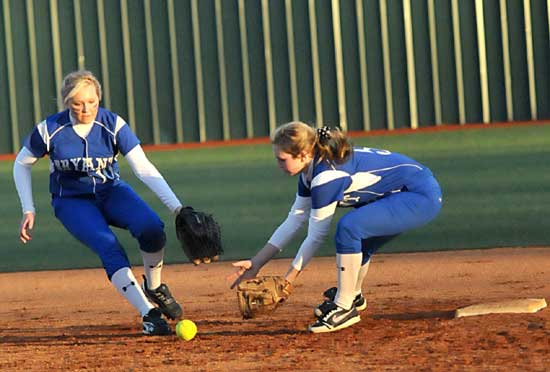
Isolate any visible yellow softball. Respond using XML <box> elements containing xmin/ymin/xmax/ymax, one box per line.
<box><xmin>175</xmin><ymin>319</ymin><xmax>197</xmax><ymax>341</ymax></box>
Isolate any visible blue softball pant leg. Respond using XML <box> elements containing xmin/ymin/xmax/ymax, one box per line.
<box><xmin>99</xmin><ymin>182</ymin><xmax>166</xmax><ymax>254</ymax></box>
<box><xmin>52</xmin><ymin>183</ymin><xmax>166</xmax><ymax>279</ymax></box>
<box><xmin>52</xmin><ymin>196</ymin><xmax>131</xmax><ymax>280</ymax></box>
<box><xmin>335</xmin><ymin>185</ymin><xmax>442</xmax><ymax>265</ymax></box>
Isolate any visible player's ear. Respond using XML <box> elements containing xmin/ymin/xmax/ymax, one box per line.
<box><xmin>299</xmin><ymin>150</ymin><xmax>312</xmax><ymax>162</ymax></box>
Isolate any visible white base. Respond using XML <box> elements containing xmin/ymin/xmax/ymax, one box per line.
<box><xmin>455</xmin><ymin>298</ymin><xmax>547</xmax><ymax>318</ymax></box>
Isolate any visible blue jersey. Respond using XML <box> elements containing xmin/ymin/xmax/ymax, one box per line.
<box><xmin>298</xmin><ymin>147</ymin><xmax>435</xmax><ymax>210</ymax></box>
<box><xmin>23</xmin><ymin>107</ymin><xmax>140</xmax><ymax>197</ymax></box>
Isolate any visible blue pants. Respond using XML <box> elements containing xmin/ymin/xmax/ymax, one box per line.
<box><xmin>335</xmin><ymin>176</ymin><xmax>442</xmax><ymax>264</ymax></box>
<box><xmin>52</xmin><ymin>181</ymin><xmax>166</xmax><ymax>279</ymax></box>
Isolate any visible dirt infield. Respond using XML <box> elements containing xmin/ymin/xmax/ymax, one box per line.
<box><xmin>2</xmin><ymin>247</ymin><xmax>549</xmax><ymax>371</ymax></box>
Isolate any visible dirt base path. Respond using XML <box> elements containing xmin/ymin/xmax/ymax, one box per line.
<box><xmin>1</xmin><ymin>247</ymin><xmax>550</xmax><ymax>371</ymax></box>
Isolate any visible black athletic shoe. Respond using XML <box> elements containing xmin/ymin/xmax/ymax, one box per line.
<box><xmin>313</xmin><ymin>287</ymin><xmax>366</xmax><ymax>318</ymax></box>
<box><xmin>142</xmin><ymin>275</ymin><xmax>183</xmax><ymax>320</ymax></box>
<box><xmin>309</xmin><ymin>301</ymin><xmax>361</xmax><ymax>333</ymax></box>
<box><xmin>142</xmin><ymin>308</ymin><xmax>172</xmax><ymax>336</ymax></box>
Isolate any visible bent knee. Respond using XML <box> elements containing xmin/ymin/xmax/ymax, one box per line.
<box><xmin>138</xmin><ymin>226</ymin><xmax>166</xmax><ymax>253</ymax></box>
<box><xmin>335</xmin><ymin>218</ymin><xmax>362</xmax><ymax>254</ymax></box>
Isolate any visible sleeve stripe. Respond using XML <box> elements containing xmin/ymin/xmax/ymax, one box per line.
<box><xmin>114</xmin><ymin>116</ymin><xmax>127</xmax><ymax>136</ymax></box>
<box><xmin>346</xmin><ymin>172</ymin><xmax>381</xmax><ymax>192</ymax></box>
<box><xmin>311</xmin><ymin>170</ymin><xmax>349</xmax><ymax>188</ymax></box>
<box><xmin>35</xmin><ymin>121</ymin><xmax>49</xmax><ymax>151</ymax></box>
<box><xmin>310</xmin><ymin>201</ymin><xmax>338</xmax><ymax>220</ymax></box>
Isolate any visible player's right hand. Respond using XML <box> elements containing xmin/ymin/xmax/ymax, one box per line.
<box><xmin>19</xmin><ymin>212</ymin><xmax>35</xmax><ymax>244</ymax></box>
<box><xmin>227</xmin><ymin>260</ymin><xmax>258</xmax><ymax>289</ymax></box>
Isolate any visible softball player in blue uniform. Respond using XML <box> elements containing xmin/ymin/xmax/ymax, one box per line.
<box><xmin>13</xmin><ymin>70</ymin><xmax>183</xmax><ymax>336</ymax></box>
<box><xmin>229</xmin><ymin>121</ymin><xmax>442</xmax><ymax>333</ymax></box>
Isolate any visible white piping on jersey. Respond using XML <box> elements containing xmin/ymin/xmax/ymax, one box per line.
<box><xmin>48</xmin><ymin>122</ymin><xmax>71</xmax><ymax>139</ymax></box>
<box><xmin>345</xmin><ymin>187</ymin><xmax>403</xmax><ymax>198</ymax></box>
<box><xmin>38</xmin><ymin>120</ymin><xmax>70</xmax><ymax>183</ymax></box>
<box><xmin>36</xmin><ymin>120</ymin><xmax>71</xmax><ymax>153</ymax></box>
<box><xmin>353</xmin><ymin>190</ymin><xmax>386</xmax><ymax>197</ymax></box>
<box><xmin>368</xmin><ymin>163</ymin><xmax>423</xmax><ymax>173</ymax></box>
<box><xmin>57</xmin><ymin>173</ymin><xmax>63</xmax><ymax>197</ymax></box>
<box><xmin>36</xmin><ymin>115</ymin><xmax>127</xmax><ymax>153</ymax></box>
<box><xmin>82</xmin><ymin>136</ymin><xmax>97</xmax><ymax>193</ymax></box>
<box><xmin>92</xmin><ymin>116</ymin><xmax>127</xmax><ymax>146</ymax></box>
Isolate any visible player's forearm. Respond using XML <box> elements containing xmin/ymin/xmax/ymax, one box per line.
<box><xmin>13</xmin><ymin>148</ymin><xmax>38</xmax><ymax>214</ymax></box>
<box><xmin>267</xmin><ymin>196</ymin><xmax>311</xmax><ymax>248</ymax></box>
<box><xmin>290</xmin><ymin>236</ymin><xmax>323</xmax><ymax>272</ymax></box>
<box><xmin>125</xmin><ymin>145</ymin><xmax>182</xmax><ymax>213</ymax></box>
<box><xmin>250</xmin><ymin>243</ymin><xmax>282</xmax><ymax>272</ymax></box>
<box><xmin>290</xmin><ymin>212</ymin><xmax>333</xmax><ymax>271</ymax></box>
<box><xmin>140</xmin><ymin>176</ymin><xmax>182</xmax><ymax>213</ymax></box>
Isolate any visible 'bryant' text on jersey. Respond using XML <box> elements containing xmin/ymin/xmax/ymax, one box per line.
<box><xmin>52</xmin><ymin>156</ymin><xmax>118</xmax><ymax>182</ymax></box>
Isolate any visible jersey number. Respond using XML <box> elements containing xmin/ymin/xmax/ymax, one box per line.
<box><xmin>356</xmin><ymin>147</ymin><xmax>392</xmax><ymax>155</ymax></box>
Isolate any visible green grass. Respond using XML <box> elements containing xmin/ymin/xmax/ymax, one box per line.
<box><xmin>1</xmin><ymin>124</ymin><xmax>549</xmax><ymax>272</ymax></box>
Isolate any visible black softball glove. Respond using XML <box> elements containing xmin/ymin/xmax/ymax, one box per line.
<box><xmin>175</xmin><ymin>206</ymin><xmax>223</xmax><ymax>265</ymax></box>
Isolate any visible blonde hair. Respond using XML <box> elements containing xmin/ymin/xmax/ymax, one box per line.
<box><xmin>271</xmin><ymin>121</ymin><xmax>352</xmax><ymax>164</ymax></box>
<box><xmin>60</xmin><ymin>70</ymin><xmax>102</xmax><ymax>108</ymax></box>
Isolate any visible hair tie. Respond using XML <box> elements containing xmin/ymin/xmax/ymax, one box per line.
<box><xmin>317</xmin><ymin>126</ymin><xmax>331</xmax><ymax>141</ymax></box>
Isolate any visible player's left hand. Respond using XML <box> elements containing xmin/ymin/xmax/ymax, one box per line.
<box><xmin>227</xmin><ymin>260</ymin><xmax>258</xmax><ymax>289</ymax></box>
<box><xmin>175</xmin><ymin>206</ymin><xmax>223</xmax><ymax>265</ymax></box>
<box><xmin>19</xmin><ymin>212</ymin><xmax>35</xmax><ymax>244</ymax></box>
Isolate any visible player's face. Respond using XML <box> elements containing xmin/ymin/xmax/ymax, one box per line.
<box><xmin>273</xmin><ymin>145</ymin><xmax>312</xmax><ymax>176</ymax></box>
<box><xmin>69</xmin><ymin>84</ymin><xmax>99</xmax><ymax>124</ymax></box>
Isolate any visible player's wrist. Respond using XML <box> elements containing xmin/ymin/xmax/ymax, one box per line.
<box><xmin>284</xmin><ymin>267</ymin><xmax>300</xmax><ymax>284</ymax></box>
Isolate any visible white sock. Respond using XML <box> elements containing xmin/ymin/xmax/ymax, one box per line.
<box><xmin>141</xmin><ymin>249</ymin><xmax>164</xmax><ymax>290</ymax></box>
<box><xmin>354</xmin><ymin>261</ymin><xmax>371</xmax><ymax>296</ymax></box>
<box><xmin>111</xmin><ymin>267</ymin><xmax>154</xmax><ymax>317</ymax></box>
<box><xmin>334</xmin><ymin>253</ymin><xmax>363</xmax><ymax>309</ymax></box>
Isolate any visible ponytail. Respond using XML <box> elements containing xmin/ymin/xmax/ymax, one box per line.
<box><xmin>314</xmin><ymin>126</ymin><xmax>352</xmax><ymax>164</ymax></box>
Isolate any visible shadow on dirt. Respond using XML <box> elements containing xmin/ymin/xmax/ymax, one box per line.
<box><xmin>0</xmin><ymin>324</ymin><xmax>148</xmax><ymax>345</ymax></box>
<box><xmin>199</xmin><ymin>328</ymin><xmax>309</xmax><ymax>336</ymax></box>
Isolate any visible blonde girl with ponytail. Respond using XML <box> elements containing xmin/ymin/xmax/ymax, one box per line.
<box><xmin>228</xmin><ymin>121</ymin><xmax>442</xmax><ymax>333</ymax></box>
